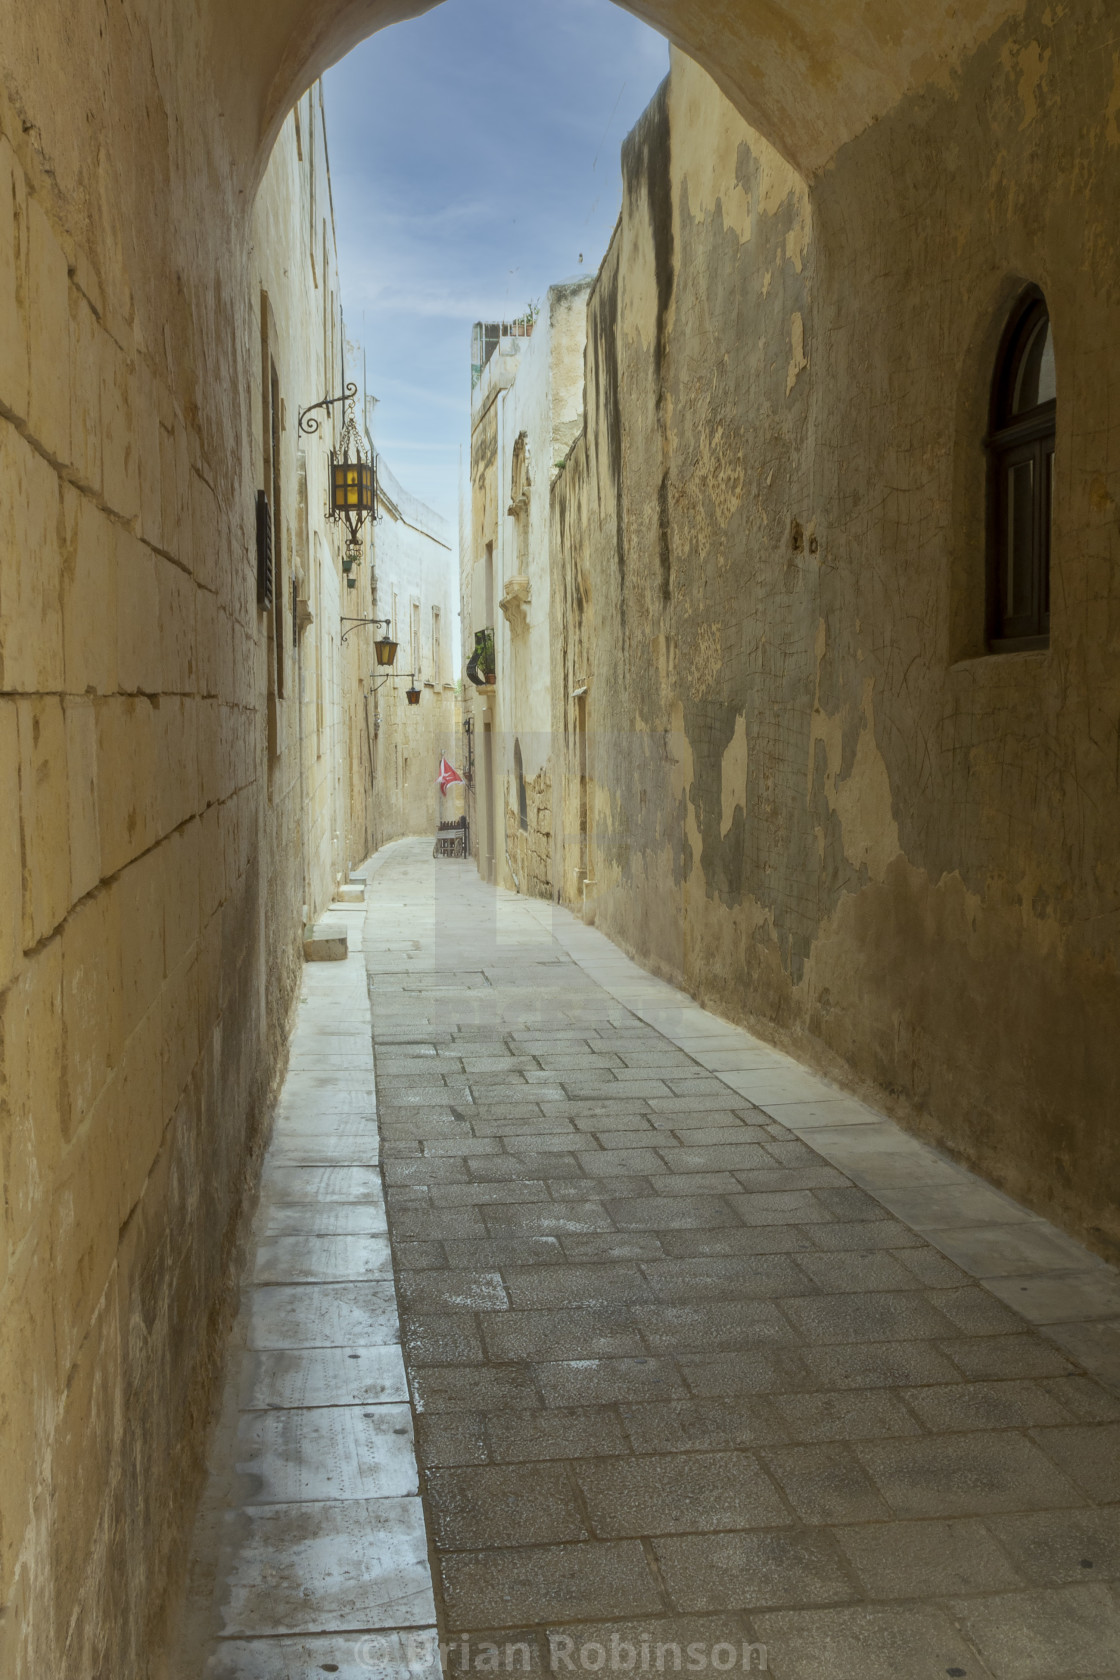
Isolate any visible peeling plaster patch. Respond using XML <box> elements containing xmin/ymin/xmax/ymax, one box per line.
<box><xmin>691</xmin><ymin>621</ymin><xmax>723</xmax><ymax>699</ymax></box>
<box><xmin>786</xmin><ymin>310</ymin><xmax>808</xmax><ymax>395</ymax></box>
<box><xmin>831</xmin><ymin>690</ymin><xmax>900</xmax><ymax>883</ymax></box>
<box><xmin>811</xmin><ymin>675</ymin><xmax>900</xmax><ymax>885</ymax></box>
<box><xmin>1003</xmin><ymin>37</ymin><xmax>1051</xmax><ymax>126</ymax></box>
<box><xmin>670</xmin><ymin>50</ymin><xmax>754</xmax><ymax>244</ymax></box>
<box><xmin>669</xmin><ymin>48</ymin><xmax>810</xmax><ymax>264</ymax></box>
<box><xmin>720</xmin><ymin>712</ymin><xmax>748</xmax><ymax>839</ymax></box>
<box><xmin>699</xmin><ymin>419</ymin><xmax>745</xmax><ymax>529</ymax></box>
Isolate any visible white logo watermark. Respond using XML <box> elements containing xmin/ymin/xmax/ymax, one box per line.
<box><xmin>355</xmin><ymin>1634</ymin><xmax>768</xmax><ymax>1674</ymax></box>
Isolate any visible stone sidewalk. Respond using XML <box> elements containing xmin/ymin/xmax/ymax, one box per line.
<box><xmin>369</xmin><ymin>841</ymin><xmax>1120</xmax><ymax>1680</ymax></box>
<box><xmin>174</xmin><ymin>878</ymin><xmax>440</xmax><ymax>1680</ymax></box>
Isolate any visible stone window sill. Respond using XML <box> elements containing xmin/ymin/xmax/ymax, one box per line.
<box><xmin>949</xmin><ymin>646</ymin><xmax>1051</xmax><ymax>675</ymax></box>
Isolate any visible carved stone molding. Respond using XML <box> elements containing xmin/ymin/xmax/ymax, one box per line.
<box><xmin>499</xmin><ymin>573</ymin><xmax>532</xmax><ymax>636</ymax></box>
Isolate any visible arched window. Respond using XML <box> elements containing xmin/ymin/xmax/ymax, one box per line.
<box><xmin>514</xmin><ymin>738</ymin><xmax>528</xmax><ymax>832</ymax></box>
<box><xmin>987</xmin><ymin>291</ymin><xmax>1055</xmax><ymax>650</ymax></box>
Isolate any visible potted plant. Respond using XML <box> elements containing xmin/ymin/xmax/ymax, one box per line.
<box><xmin>466</xmin><ymin>627</ymin><xmax>496</xmax><ymax>687</ymax></box>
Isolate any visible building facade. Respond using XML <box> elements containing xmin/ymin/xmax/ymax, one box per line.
<box><xmin>463</xmin><ymin>285</ymin><xmax>590</xmax><ymax>895</ymax></box>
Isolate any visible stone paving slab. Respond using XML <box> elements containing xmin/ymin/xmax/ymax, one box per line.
<box><xmin>211</xmin><ymin>1496</ymin><xmax>434</xmax><ymax>1636</ymax></box>
<box><xmin>238</xmin><ymin>1344</ymin><xmax>408</xmax><ymax>1410</ymax></box>
<box><xmin>231</xmin><ymin>1402</ymin><xmax>418</xmax><ymax>1504</ymax></box>
<box><xmin>203</xmin><ymin>1629</ymin><xmax>442</xmax><ymax>1680</ymax></box>
<box><xmin>252</xmin><ymin>1233</ymin><xmax>394</xmax><ymax>1285</ymax></box>
<box><xmin>363</xmin><ymin>840</ymin><xmax>1120</xmax><ymax>1680</ymax></box>
<box><xmin>246</xmin><ymin>1282</ymin><xmax>401</xmax><ymax>1351</ymax></box>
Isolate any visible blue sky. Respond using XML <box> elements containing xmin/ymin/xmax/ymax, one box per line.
<box><xmin>323</xmin><ymin>0</ymin><xmax>669</xmax><ymax>533</ymax></box>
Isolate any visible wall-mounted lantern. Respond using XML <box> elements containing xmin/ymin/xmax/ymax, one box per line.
<box><xmin>298</xmin><ymin>380</ymin><xmax>377</xmax><ymax>543</ymax></box>
<box><xmin>330</xmin><ymin>422</ymin><xmax>374</xmax><ymax>540</ymax></box>
<box><xmin>374</xmin><ymin>633</ymin><xmax>398</xmax><ymax>667</ymax></box>
<box><xmin>405</xmin><ymin>677</ymin><xmax>422</xmax><ymax>706</ymax></box>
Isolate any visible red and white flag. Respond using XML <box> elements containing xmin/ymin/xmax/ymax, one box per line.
<box><xmin>437</xmin><ymin>755</ymin><xmax>464</xmax><ymax>796</ymax></box>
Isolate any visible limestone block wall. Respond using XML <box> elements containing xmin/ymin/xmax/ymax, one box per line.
<box><xmin>0</xmin><ymin>108</ymin><xmax>259</xmax><ymax>1679</ymax></box>
<box><xmin>552</xmin><ymin>16</ymin><xmax>1120</xmax><ymax>1262</ymax></box>
<box><xmin>503</xmin><ymin>764</ymin><xmax>553</xmax><ymax>900</ymax></box>
<box><xmin>0</xmin><ymin>60</ymin><xmax>370</xmax><ymax>1680</ymax></box>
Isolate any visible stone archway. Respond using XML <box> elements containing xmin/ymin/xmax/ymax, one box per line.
<box><xmin>235</xmin><ymin>0</ymin><xmax>1029</xmax><ymax>186</ymax></box>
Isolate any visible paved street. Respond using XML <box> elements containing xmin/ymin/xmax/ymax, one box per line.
<box><xmin>371</xmin><ymin>843</ymin><xmax>1120</xmax><ymax>1680</ymax></box>
<box><xmin>183</xmin><ymin>839</ymin><xmax>1120</xmax><ymax>1679</ymax></box>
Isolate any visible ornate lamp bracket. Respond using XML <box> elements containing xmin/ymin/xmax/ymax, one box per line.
<box><xmin>341</xmin><ymin>615</ymin><xmax>390</xmax><ymax>645</ymax></box>
<box><xmin>298</xmin><ymin>381</ymin><xmax>359</xmax><ymax>437</ymax></box>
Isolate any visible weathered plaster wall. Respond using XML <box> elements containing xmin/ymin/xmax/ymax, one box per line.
<box><xmin>552</xmin><ymin>17</ymin><xmax>1120</xmax><ymax>1262</ymax></box>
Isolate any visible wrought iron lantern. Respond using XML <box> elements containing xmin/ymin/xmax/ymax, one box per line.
<box><xmin>374</xmin><ymin>635</ymin><xmax>398</xmax><ymax>667</ymax></box>
<box><xmin>297</xmin><ymin>381</ymin><xmax>377</xmax><ymax>543</ymax></box>
<box><xmin>329</xmin><ymin>405</ymin><xmax>375</xmax><ymax>540</ymax></box>
<box><xmin>405</xmin><ymin>676</ymin><xmax>422</xmax><ymax>706</ymax></box>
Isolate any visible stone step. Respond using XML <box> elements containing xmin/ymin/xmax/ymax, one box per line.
<box><xmin>302</xmin><ymin>921</ymin><xmax>347</xmax><ymax>961</ymax></box>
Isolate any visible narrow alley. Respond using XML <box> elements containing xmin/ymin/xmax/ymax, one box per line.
<box><xmin>5</xmin><ymin>2</ymin><xmax>1120</xmax><ymax>1673</ymax></box>
<box><xmin>180</xmin><ymin>841</ymin><xmax>1120</xmax><ymax>1679</ymax></box>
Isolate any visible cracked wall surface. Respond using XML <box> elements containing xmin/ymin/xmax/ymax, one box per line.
<box><xmin>552</xmin><ymin>14</ymin><xmax>1120</xmax><ymax>1267</ymax></box>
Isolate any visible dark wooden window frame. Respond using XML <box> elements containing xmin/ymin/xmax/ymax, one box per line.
<box><xmin>985</xmin><ymin>289</ymin><xmax>1055</xmax><ymax>653</ymax></box>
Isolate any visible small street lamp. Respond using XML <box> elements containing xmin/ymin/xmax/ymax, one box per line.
<box><xmin>297</xmin><ymin>380</ymin><xmax>377</xmax><ymax>543</ymax></box>
<box><xmin>405</xmin><ymin>676</ymin><xmax>422</xmax><ymax>706</ymax></box>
